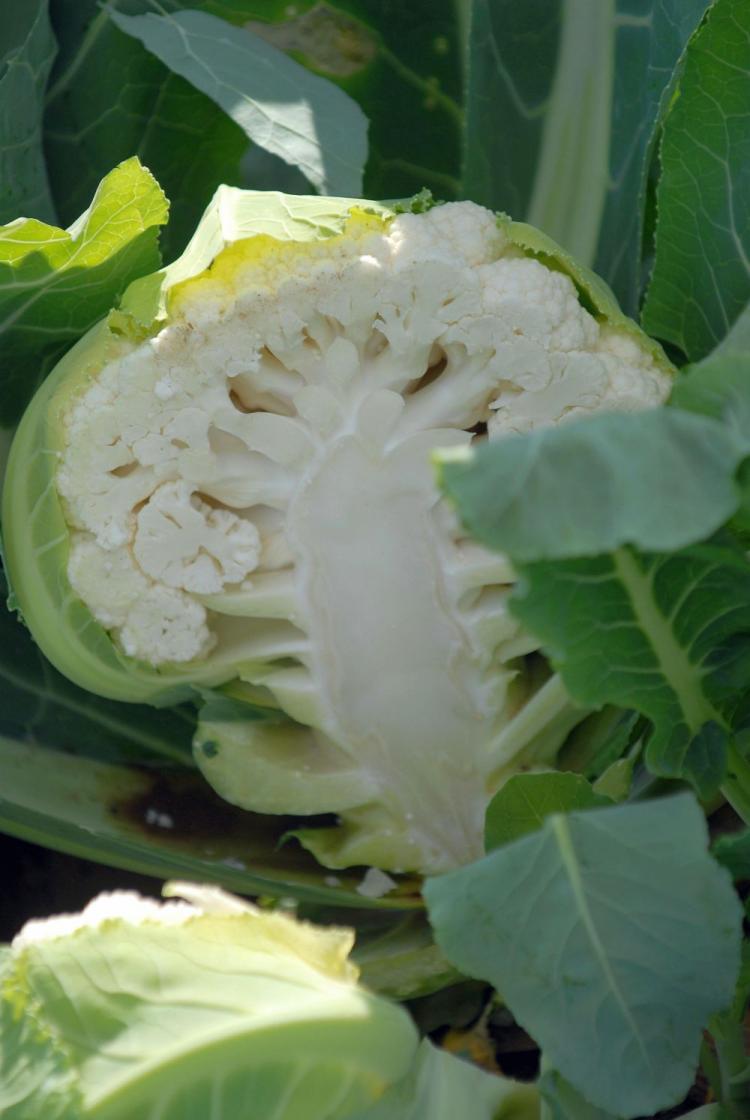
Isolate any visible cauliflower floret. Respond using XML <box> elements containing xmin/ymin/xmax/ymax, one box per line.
<box><xmin>120</xmin><ymin>585</ymin><xmax>214</xmax><ymax>664</ymax></box>
<box><xmin>479</xmin><ymin>257</ymin><xmax>599</xmax><ymax>351</ymax></box>
<box><xmin>134</xmin><ymin>480</ymin><xmax>260</xmax><ymax>593</ymax></box>
<box><xmin>389</xmin><ymin>200</ymin><xmax>509</xmax><ymax>267</ymax></box>
<box><xmin>68</xmin><ymin>535</ymin><xmax>150</xmax><ymax>629</ymax></box>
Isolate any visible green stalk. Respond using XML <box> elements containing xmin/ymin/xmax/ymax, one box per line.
<box><xmin>526</xmin><ymin>0</ymin><xmax>615</xmax><ymax>266</ymax></box>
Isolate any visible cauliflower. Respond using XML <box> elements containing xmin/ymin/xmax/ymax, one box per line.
<box><xmin>2</xmin><ymin>189</ymin><xmax>672</xmax><ymax>874</ymax></box>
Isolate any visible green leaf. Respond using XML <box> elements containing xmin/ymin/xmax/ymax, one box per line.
<box><xmin>713</xmin><ymin>829</ymin><xmax>750</xmax><ymax>880</ymax></box>
<box><xmin>352</xmin><ymin>915</ymin><xmax>462</xmax><ymax>1001</ymax></box>
<box><xmin>109</xmin><ymin>6</ymin><xmax>368</xmax><ymax>196</ymax></box>
<box><xmin>593</xmin><ymin>0</ymin><xmax>710</xmax><ymax>315</ymax></box>
<box><xmin>484</xmin><ymin>772</ymin><xmax>611</xmax><ymax>852</ymax></box>
<box><xmin>462</xmin><ymin>0</ymin><xmax>709</xmax><ymax>299</ymax></box>
<box><xmin>0</xmin><ymin>156</ymin><xmax>168</xmax><ymax>428</ymax></box>
<box><xmin>642</xmin><ymin>0</ymin><xmax>750</xmax><ymax>360</ymax></box>
<box><xmin>352</xmin><ymin>1040</ymin><xmax>537</xmax><ymax>1120</ymax></box>
<box><xmin>0</xmin><ymin>579</ymin><xmax>195</xmax><ymax>769</ymax></box>
<box><xmin>44</xmin><ymin>2</ymin><xmax>463</xmax><ymax>254</ymax></box>
<box><xmin>0</xmin><ymin>0</ymin><xmax>57</xmax><ymax>225</ymax></box>
<box><xmin>512</xmin><ymin>542</ymin><xmax>750</xmax><ymax>795</ymax></box>
<box><xmin>425</xmin><ymin>794</ymin><xmax>743</xmax><ymax>1117</ymax></box>
<box><xmin>0</xmin><ymin>735</ymin><xmax>420</xmax><ymax>910</ymax></box>
<box><xmin>438</xmin><ymin>409</ymin><xmax>747</xmax><ymax>562</ymax></box>
<box><xmin>248</xmin><ymin>1</ymin><xmax>463</xmax><ymax>203</ymax></box>
<box><xmin>44</xmin><ymin>0</ymin><xmax>248</xmax><ymax>260</ymax></box>
<box><xmin>461</xmin><ymin>0</ymin><xmax>561</xmax><ymax>221</ymax></box>
<box><xmin>669</xmin><ymin>354</ymin><xmax>750</xmax><ymax>436</ymax></box>
<box><xmin>712</xmin><ymin>302</ymin><xmax>750</xmax><ymax>357</ymax></box>
<box><xmin>463</xmin><ymin>0</ymin><xmax>612</xmax><ymax>266</ymax></box>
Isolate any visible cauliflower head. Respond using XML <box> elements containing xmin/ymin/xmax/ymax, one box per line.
<box><xmin>2</xmin><ymin>189</ymin><xmax>672</xmax><ymax>874</ymax></box>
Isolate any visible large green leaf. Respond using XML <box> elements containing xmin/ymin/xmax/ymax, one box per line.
<box><xmin>250</xmin><ymin>1</ymin><xmax>463</xmax><ymax>202</ymax></box>
<box><xmin>0</xmin><ymin>1</ymin><xmax>57</xmax><ymax>225</ymax></box>
<box><xmin>511</xmin><ymin>542</ymin><xmax>750</xmax><ymax>796</ymax></box>
<box><xmin>461</xmin><ymin>0</ymin><xmax>709</xmax><ymax>307</ymax></box>
<box><xmin>460</xmin><ymin>0</ymin><xmax>561</xmax><ymax>221</ymax></box>
<box><xmin>45</xmin><ymin>0</ymin><xmax>248</xmax><ymax>260</ymax></box>
<box><xmin>593</xmin><ymin>0</ymin><xmax>710</xmax><ymax>314</ymax></box>
<box><xmin>0</xmin><ymin>736</ymin><xmax>420</xmax><ymax>910</ymax></box>
<box><xmin>425</xmin><ymin>794</ymin><xmax>743</xmax><ymax>1117</ymax></box>
<box><xmin>438</xmin><ymin>408</ymin><xmax>747</xmax><ymax>562</ymax></box>
<box><xmin>45</xmin><ymin>2</ymin><xmax>463</xmax><ymax>257</ymax></box>
<box><xmin>642</xmin><ymin>0</ymin><xmax>750</xmax><ymax>360</ymax></box>
<box><xmin>109</xmin><ymin>7</ymin><xmax>368</xmax><ymax>196</ymax></box>
<box><xmin>538</xmin><ymin>1070</ymin><xmax>619</xmax><ymax>1120</ymax></box>
<box><xmin>0</xmin><ymin>156</ymin><xmax>167</xmax><ymax>429</ymax></box>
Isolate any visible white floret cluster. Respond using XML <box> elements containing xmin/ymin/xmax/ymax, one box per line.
<box><xmin>58</xmin><ymin>202</ymin><xmax>669</xmax><ymax>667</ymax></box>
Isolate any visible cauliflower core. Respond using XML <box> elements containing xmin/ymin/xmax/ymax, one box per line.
<box><xmin>57</xmin><ymin>202</ymin><xmax>669</xmax><ymax>872</ymax></box>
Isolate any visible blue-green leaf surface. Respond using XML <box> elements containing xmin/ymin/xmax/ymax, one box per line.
<box><xmin>438</xmin><ymin>408</ymin><xmax>747</xmax><ymax>562</ymax></box>
<box><xmin>109</xmin><ymin>6</ymin><xmax>368</xmax><ymax>196</ymax></box>
<box><xmin>425</xmin><ymin>794</ymin><xmax>743</xmax><ymax>1117</ymax></box>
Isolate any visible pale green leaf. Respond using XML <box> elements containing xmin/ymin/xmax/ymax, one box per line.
<box><xmin>109</xmin><ymin>7</ymin><xmax>368</xmax><ymax>196</ymax></box>
<box><xmin>0</xmin><ymin>978</ymin><xmax>82</xmax><ymax>1120</ymax></box>
<box><xmin>5</xmin><ymin>891</ymin><xmax>418</xmax><ymax>1119</ymax></box>
<box><xmin>425</xmin><ymin>794</ymin><xmax>743</xmax><ymax>1117</ymax></box>
<box><xmin>353</xmin><ymin>1040</ymin><xmax>538</xmax><ymax>1120</ymax></box>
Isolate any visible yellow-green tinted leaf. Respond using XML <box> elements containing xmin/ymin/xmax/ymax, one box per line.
<box><xmin>352</xmin><ymin>1040</ymin><xmax>537</xmax><ymax>1120</ymax></box>
<box><xmin>0</xmin><ymin>157</ymin><xmax>168</xmax><ymax>428</ymax></box>
<box><xmin>6</xmin><ymin>891</ymin><xmax>418</xmax><ymax>1119</ymax></box>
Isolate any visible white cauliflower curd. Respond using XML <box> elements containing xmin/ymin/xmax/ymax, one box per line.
<box><xmin>7</xmin><ymin>191</ymin><xmax>672</xmax><ymax>873</ymax></box>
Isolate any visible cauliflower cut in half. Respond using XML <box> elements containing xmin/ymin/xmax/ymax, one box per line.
<box><xmin>3</xmin><ymin>190</ymin><xmax>671</xmax><ymax>874</ymax></box>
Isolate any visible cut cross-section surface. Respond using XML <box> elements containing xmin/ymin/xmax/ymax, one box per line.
<box><xmin>5</xmin><ymin>193</ymin><xmax>673</xmax><ymax>874</ymax></box>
